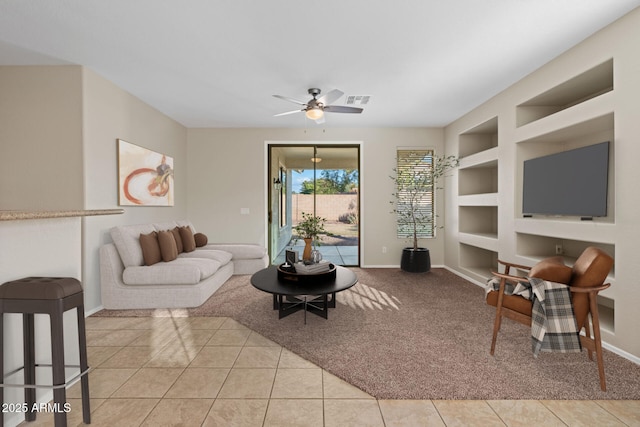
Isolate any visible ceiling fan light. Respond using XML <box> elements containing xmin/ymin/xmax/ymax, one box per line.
<box><xmin>310</xmin><ymin>157</ymin><xmax>322</xmax><ymax>163</ymax></box>
<box><xmin>305</xmin><ymin>107</ymin><xmax>324</xmax><ymax>120</ymax></box>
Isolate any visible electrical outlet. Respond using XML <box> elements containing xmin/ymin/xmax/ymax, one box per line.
<box><xmin>555</xmin><ymin>244</ymin><xmax>563</xmax><ymax>255</ymax></box>
<box><xmin>382</xmin><ymin>246</ymin><xmax>387</xmax><ymax>254</ymax></box>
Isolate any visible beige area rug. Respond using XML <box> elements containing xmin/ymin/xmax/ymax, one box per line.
<box><xmin>94</xmin><ymin>268</ymin><xmax>640</xmax><ymax>400</ymax></box>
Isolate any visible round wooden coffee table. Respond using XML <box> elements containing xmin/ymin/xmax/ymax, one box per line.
<box><xmin>250</xmin><ymin>265</ymin><xmax>357</xmax><ymax>322</ymax></box>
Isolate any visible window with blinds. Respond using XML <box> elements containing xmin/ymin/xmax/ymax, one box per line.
<box><xmin>395</xmin><ymin>149</ymin><xmax>435</xmax><ymax>239</ymax></box>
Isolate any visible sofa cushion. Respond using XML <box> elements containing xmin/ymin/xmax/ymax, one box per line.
<box><xmin>170</xmin><ymin>227</ymin><xmax>184</xmax><ymax>253</ymax></box>
<box><xmin>176</xmin><ymin>220</ymin><xmax>196</xmax><ymax>233</ymax></box>
<box><xmin>180</xmin><ymin>249</ymin><xmax>233</xmax><ymax>265</ymax></box>
<box><xmin>179</xmin><ymin>226</ymin><xmax>197</xmax><ymax>252</ymax></box>
<box><xmin>204</xmin><ymin>243</ymin><xmax>267</xmax><ymax>260</ymax></box>
<box><xmin>158</xmin><ymin>230</ymin><xmax>178</xmax><ymax>262</ymax></box>
<box><xmin>194</xmin><ymin>232</ymin><xmax>208</xmax><ymax>247</ymax></box>
<box><xmin>139</xmin><ymin>231</ymin><xmax>161</xmax><ymax>266</ymax></box>
<box><xmin>111</xmin><ymin>223</ymin><xmax>157</xmax><ymax>267</ymax></box>
<box><xmin>122</xmin><ymin>258</ymin><xmax>221</xmax><ymax>285</ymax></box>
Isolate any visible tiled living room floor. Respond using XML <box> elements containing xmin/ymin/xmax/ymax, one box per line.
<box><xmin>16</xmin><ymin>315</ymin><xmax>640</xmax><ymax>426</ymax></box>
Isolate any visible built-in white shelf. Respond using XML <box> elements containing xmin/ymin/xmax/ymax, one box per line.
<box><xmin>458</xmin><ymin>165</ymin><xmax>498</xmax><ymax>196</ymax></box>
<box><xmin>459</xmin><ymin>243</ymin><xmax>498</xmax><ymax>283</ymax></box>
<box><xmin>514</xmin><ymin>218</ymin><xmax>615</xmax><ymax>243</ymax></box>
<box><xmin>458</xmin><ymin>147</ymin><xmax>498</xmax><ymax>169</ymax></box>
<box><xmin>457</xmin><ymin>116</ymin><xmax>500</xmax><ymax>284</ymax></box>
<box><xmin>516</xmin><ymin>59</ymin><xmax>613</xmax><ymax>127</ymax></box>
<box><xmin>459</xmin><ymin>232</ymin><xmax>498</xmax><ymax>252</ymax></box>
<box><xmin>452</xmin><ymin>57</ymin><xmax>621</xmax><ymax>340</ymax></box>
<box><xmin>597</xmin><ymin>295</ymin><xmax>615</xmax><ymax>334</ymax></box>
<box><xmin>459</xmin><ymin>117</ymin><xmax>498</xmax><ymax>158</ymax></box>
<box><xmin>514</xmin><ymin>97</ymin><xmax>614</xmax><ymax>145</ymax></box>
<box><xmin>458</xmin><ymin>193</ymin><xmax>498</xmax><ymax>206</ymax></box>
<box><xmin>515</xmin><ymin>231</ymin><xmax>615</xmax><ymax>277</ymax></box>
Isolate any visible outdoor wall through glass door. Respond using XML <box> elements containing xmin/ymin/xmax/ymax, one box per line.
<box><xmin>268</xmin><ymin>144</ymin><xmax>360</xmax><ymax>267</ymax></box>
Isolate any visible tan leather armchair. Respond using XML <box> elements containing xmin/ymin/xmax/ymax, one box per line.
<box><xmin>486</xmin><ymin>246</ymin><xmax>614</xmax><ymax>390</ymax></box>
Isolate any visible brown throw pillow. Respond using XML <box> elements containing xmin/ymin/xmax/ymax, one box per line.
<box><xmin>158</xmin><ymin>230</ymin><xmax>178</xmax><ymax>262</ymax></box>
<box><xmin>179</xmin><ymin>226</ymin><xmax>196</xmax><ymax>252</ymax></box>
<box><xmin>529</xmin><ymin>256</ymin><xmax>572</xmax><ymax>284</ymax></box>
<box><xmin>170</xmin><ymin>227</ymin><xmax>184</xmax><ymax>253</ymax></box>
<box><xmin>139</xmin><ymin>231</ymin><xmax>161</xmax><ymax>266</ymax></box>
<box><xmin>194</xmin><ymin>232</ymin><xmax>208</xmax><ymax>247</ymax></box>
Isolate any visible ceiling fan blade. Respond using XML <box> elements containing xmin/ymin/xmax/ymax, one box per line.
<box><xmin>323</xmin><ymin>105</ymin><xmax>363</xmax><ymax>114</ymax></box>
<box><xmin>317</xmin><ymin>89</ymin><xmax>344</xmax><ymax>105</ymax></box>
<box><xmin>274</xmin><ymin>109</ymin><xmax>303</xmax><ymax>117</ymax></box>
<box><xmin>273</xmin><ymin>94</ymin><xmax>307</xmax><ymax>106</ymax></box>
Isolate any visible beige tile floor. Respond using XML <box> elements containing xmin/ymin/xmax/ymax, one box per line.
<box><xmin>14</xmin><ymin>315</ymin><xmax>640</xmax><ymax>426</ymax></box>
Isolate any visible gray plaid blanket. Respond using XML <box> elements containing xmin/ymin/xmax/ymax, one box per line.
<box><xmin>486</xmin><ymin>277</ymin><xmax>582</xmax><ymax>357</ymax></box>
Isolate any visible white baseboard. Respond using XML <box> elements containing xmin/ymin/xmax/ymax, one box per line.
<box><xmin>358</xmin><ymin>264</ymin><xmax>446</xmax><ymax>269</ymax></box>
<box><xmin>85</xmin><ymin>305</ymin><xmax>104</xmax><ymax>316</ymax></box>
<box><xmin>601</xmin><ymin>341</ymin><xmax>640</xmax><ymax>365</ymax></box>
<box><xmin>443</xmin><ymin>265</ymin><xmax>486</xmax><ymax>287</ymax></box>
<box><xmin>360</xmin><ymin>264</ymin><xmax>399</xmax><ymax>268</ymax></box>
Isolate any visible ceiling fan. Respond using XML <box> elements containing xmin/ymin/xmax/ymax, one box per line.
<box><xmin>273</xmin><ymin>88</ymin><xmax>363</xmax><ymax>124</ymax></box>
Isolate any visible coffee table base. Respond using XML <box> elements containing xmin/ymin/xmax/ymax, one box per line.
<box><xmin>273</xmin><ymin>292</ymin><xmax>336</xmax><ymax>323</ymax></box>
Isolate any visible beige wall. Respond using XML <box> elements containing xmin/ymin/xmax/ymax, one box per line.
<box><xmin>81</xmin><ymin>68</ymin><xmax>188</xmax><ymax>309</ymax></box>
<box><xmin>0</xmin><ymin>66</ymin><xmax>188</xmax><ymax>311</ymax></box>
<box><xmin>444</xmin><ymin>7</ymin><xmax>640</xmax><ymax>358</ymax></box>
<box><xmin>187</xmin><ymin>127</ymin><xmax>445</xmax><ymax>267</ymax></box>
<box><xmin>0</xmin><ymin>67</ymin><xmax>188</xmax><ymax>426</ymax></box>
<box><xmin>0</xmin><ymin>66</ymin><xmax>84</xmax><ymax>210</ymax></box>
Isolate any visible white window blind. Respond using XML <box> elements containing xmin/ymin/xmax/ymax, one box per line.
<box><xmin>395</xmin><ymin>149</ymin><xmax>435</xmax><ymax>239</ymax></box>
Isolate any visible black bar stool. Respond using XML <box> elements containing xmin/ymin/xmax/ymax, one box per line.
<box><xmin>0</xmin><ymin>277</ymin><xmax>91</xmax><ymax>426</ymax></box>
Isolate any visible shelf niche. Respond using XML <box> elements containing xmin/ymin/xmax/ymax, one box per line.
<box><xmin>515</xmin><ymin>232</ymin><xmax>615</xmax><ymax>277</ymax></box>
<box><xmin>514</xmin><ymin>113</ymin><xmax>615</xmax><ymax>222</ymax></box>
<box><xmin>459</xmin><ymin>206</ymin><xmax>498</xmax><ymax>236</ymax></box>
<box><xmin>516</xmin><ymin>58</ymin><xmax>613</xmax><ymax>127</ymax></box>
<box><xmin>459</xmin><ymin>243</ymin><xmax>498</xmax><ymax>282</ymax></box>
<box><xmin>459</xmin><ymin>117</ymin><xmax>498</xmax><ymax>158</ymax></box>
<box><xmin>458</xmin><ymin>164</ymin><xmax>498</xmax><ymax>196</ymax></box>
<box><xmin>597</xmin><ymin>295</ymin><xmax>615</xmax><ymax>334</ymax></box>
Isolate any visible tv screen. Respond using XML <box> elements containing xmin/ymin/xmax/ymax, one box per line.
<box><xmin>522</xmin><ymin>141</ymin><xmax>609</xmax><ymax>217</ymax></box>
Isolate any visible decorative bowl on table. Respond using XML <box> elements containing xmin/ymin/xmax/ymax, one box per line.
<box><xmin>277</xmin><ymin>262</ymin><xmax>337</xmax><ymax>283</ymax></box>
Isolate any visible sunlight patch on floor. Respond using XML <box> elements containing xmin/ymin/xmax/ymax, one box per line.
<box><xmin>337</xmin><ymin>282</ymin><xmax>400</xmax><ymax>311</ymax></box>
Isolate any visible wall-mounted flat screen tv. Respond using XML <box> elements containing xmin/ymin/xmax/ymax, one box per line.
<box><xmin>522</xmin><ymin>141</ymin><xmax>609</xmax><ymax>217</ymax></box>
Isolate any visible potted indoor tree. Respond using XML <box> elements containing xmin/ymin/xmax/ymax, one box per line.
<box><xmin>390</xmin><ymin>153</ymin><xmax>459</xmax><ymax>272</ymax></box>
<box><xmin>294</xmin><ymin>211</ymin><xmax>327</xmax><ymax>261</ymax></box>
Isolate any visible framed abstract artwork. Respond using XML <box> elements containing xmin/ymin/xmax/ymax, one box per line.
<box><xmin>117</xmin><ymin>139</ymin><xmax>174</xmax><ymax>206</ymax></box>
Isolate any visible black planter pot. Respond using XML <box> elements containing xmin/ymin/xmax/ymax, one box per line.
<box><xmin>401</xmin><ymin>247</ymin><xmax>431</xmax><ymax>273</ymax></box>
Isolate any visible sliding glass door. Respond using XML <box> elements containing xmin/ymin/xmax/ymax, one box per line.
<box><xmin>268</xmin><ymin>144</ymin><xmax>360</xmax><ymax>266</ymax></box>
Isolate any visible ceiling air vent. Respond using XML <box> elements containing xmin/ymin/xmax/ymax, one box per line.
<box><xmin>345</xmin><ymin>95</ymin><xmax>371</xmax><ymax>105</ymax></box>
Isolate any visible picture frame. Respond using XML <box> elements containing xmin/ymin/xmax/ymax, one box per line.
<box><xmin>285</xmin><ymin>249</ymin><xmax>298</xmax><ymax>265</ymax></box>
<box><xmin>117</xmin><ymin>139</ymin><xmax>174</xmax><ymax>206</ymax></box>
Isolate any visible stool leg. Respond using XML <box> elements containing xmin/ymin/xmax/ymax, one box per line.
<box><xmin>76</xmin><ymin>304</ymin><xmax>91</xmax><ymax>424</ymax></box>
<box><xmin>50</xmin><ymin>305</ymin><xmax>68</xmax><ymax>427</ymax></box>
<box><xmin>23</xmin><ymin>313</ymin><xmax>36</xmax><ymax>422</ymax></box>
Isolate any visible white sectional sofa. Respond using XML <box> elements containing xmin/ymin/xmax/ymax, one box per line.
<box><xmin>99</xmin><ymin>220</ymin><xmax>268</xmax><ymax>309</ymax></box>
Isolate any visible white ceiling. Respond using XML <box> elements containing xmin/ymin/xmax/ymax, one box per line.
<box><xmin>1</xmin><ymin>1</ymin><xmax>638</xmax><ymax>128</ymax></box>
